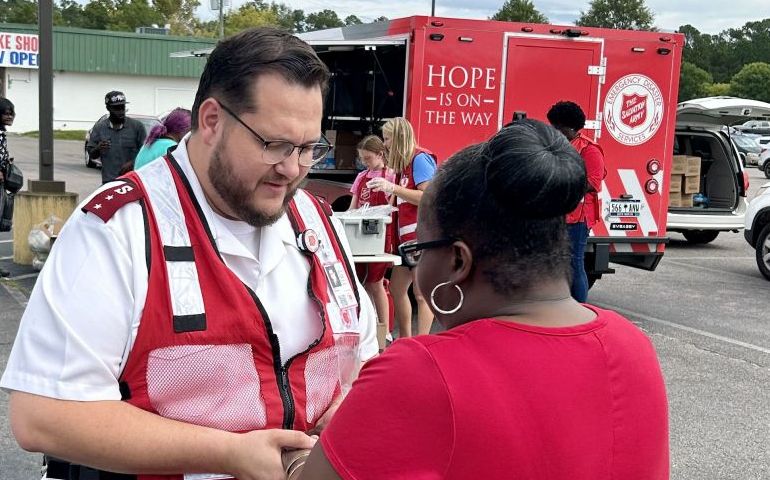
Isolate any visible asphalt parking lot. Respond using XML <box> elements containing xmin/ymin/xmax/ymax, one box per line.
<box><xmin>1</xmin><ymin>136</ymin><xmax>769</xmax><ymax>478</ymax></box>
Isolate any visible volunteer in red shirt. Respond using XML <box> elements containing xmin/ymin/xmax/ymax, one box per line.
<box><xmin>367</xmin><ymin>117</ymin><xmax>437</xmax><ymax>337</ymax></box>
<box><xmin>548</xmin><ymin>100</ymin><xmax>606</xmax><ymax>302</ymax></box>
<box><xmin>298</xmin><ymin>120</ymin><xmax>669</xmax><ymax>480</ymax></box>
<box><xmin>349</xmin><ymin>135</ymin><xmax>396</xmax><ymax>340</ymax></box>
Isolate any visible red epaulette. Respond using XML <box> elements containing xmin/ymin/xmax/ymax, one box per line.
<box><xmin>81</xmin><ymin>179</ymin><xmax>143</xmax><ymax>222</ymax></box>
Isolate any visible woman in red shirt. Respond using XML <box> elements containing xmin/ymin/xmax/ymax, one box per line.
<box><xmin>297</xmin><ymin>120</ymin><xmax>669</xmax><ymax>480</ymax></box>
<box><xmin>547</xmin><ymin>101</ymin><xmax>606</xmax><ymax>302</ymax></box>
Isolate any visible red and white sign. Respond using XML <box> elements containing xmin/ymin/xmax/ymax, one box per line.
<box><xmin>604</xmin><ymin>74</ymin><xmax>663</xmax><ymax>146</ymax></box>
<box><xmin>0</xmin><ymin>32</ymin><xmax>39</xmax><ymax>69</ymax></box>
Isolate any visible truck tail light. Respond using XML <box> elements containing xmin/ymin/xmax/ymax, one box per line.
<box><xmin>647</xmin><ymin>159</ymin><xmax>661</xmax><ymax>175</ymax></box>
<box><xmin>645</xmin><ymin>179</ymin><xmax>659</xmax><ymax>194</ymax></box>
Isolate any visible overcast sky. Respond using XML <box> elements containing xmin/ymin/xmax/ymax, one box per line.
<box><xmin>198</xmin><ymin>0</ymin><xmax>769</xmax><ymax>34</ymax></box>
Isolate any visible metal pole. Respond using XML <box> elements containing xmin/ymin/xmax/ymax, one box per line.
<box><xmin>218</xmin><ymin>0</ymin><xmax>224</xmax><ymax>39</ymax></box>
<box><xmin>431</xmin><ymin>0</ymin><xmax>435</xmax><ymax>16</ymax></box>
<box><xmin>38</xmin><ymin>0</ymin><xmax>54</xmax><ymax>182</ymax></box>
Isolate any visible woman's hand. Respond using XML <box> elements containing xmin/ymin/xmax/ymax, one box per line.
<box><xmin>367</xmin><ymin>177</ymin><xmax>396</xmax><ymax>194</ymax></box>
<box><xmin>227</xmin><ymin>429</ymin><xmax>316</xmax><ymax>480</ymax></box>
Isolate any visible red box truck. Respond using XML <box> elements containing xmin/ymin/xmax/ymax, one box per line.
<box><xmin>174</xmin><ymin>16</ymin><xmax>685</xmax><ymax>285</ymax></box>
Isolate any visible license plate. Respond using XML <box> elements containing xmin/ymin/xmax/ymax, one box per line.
<box><xmin>608</xmin><ymin>199</ymin><xmax>641</xmax><ymax>217</ymax></box>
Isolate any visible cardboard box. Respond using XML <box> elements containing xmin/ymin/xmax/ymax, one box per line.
<box><xmin>669</xmin><ymin>192</ymin><xmax>682</xmax><ymax>207</ymax></box>
<box><xmin>683</xmin><ymin>174</ymin><xmax>700</xmax><ymax>194</ymax></box>
<box><xmin>669</xmin><ymin>174</ymin><xmax>682</xmax><ymax>193</ymax></box>
<box><xmin>671</xmin><ymin>155</ymin><xmax>688</xmax><ymax>175</ymax></box>
<box><xmin>685</xmin><ymin>156</ymin><xmax>701</xmax><ymax>177</ymax></box>
<box><xmin>669</xmin><ymin>192</ymin><xmax>693</xmax><ymax>208</ymax></box>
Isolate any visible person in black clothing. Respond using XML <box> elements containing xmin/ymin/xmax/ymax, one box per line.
<box><xmin>86</xmin><ymin>91</ymin><xmax>147</xmax><ymax>184</ymax></box>
<box><xmin>0</xmin><ymin>97</ymin><xmax>16</xmax><ymax>277</ymax></box>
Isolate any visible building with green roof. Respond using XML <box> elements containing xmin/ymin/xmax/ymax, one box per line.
<box><xmin>0</xmin><ymin>24</ymin><xmax>215</xmax><ymax>131</ymax></box>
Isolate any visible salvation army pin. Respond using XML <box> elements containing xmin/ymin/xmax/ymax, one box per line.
<box><xmin>297</xmin><ymin>229</ymin><xmax>320</xmax><ymax>253</ymax></box>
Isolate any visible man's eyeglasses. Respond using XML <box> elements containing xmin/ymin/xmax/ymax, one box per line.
<box><xmin>398</xmin><ymin>238</ymin><xmax>455</xmax><ymax>268</ymax></box>
<box><xmin>218</xmin><ymin>101</ymin><xmax>333</xmax><ymax>167</ymax></box>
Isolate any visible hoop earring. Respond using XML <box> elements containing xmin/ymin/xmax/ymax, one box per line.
<box><xmin>430</xmin><ymin>281</ymin><xmax>464</xmax><ymax>315</ymax></box>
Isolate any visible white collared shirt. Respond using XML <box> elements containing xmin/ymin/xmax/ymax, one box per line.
<box><xmin>1</xmin><ymin>137</ymin><xmax>377</xmax><ymax>401</ymax></box>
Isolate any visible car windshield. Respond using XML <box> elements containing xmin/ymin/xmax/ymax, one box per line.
<box><xmin>734</xmin><ymin>136</ymin><xmax>759</xmax><ymax>149</ymax></box>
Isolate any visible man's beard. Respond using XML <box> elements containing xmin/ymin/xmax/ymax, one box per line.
<box><xmin>208</xmin><ymin>143</ymin><xmax>299</xmax><ymax>227</ymax></box>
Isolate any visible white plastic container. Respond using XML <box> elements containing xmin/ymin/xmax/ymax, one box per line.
<box><xmin>334</xmin><ymin>213</ymin><xmax>392</xmax><ymax>256</ymax></box>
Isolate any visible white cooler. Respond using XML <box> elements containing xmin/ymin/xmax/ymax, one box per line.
<box><xmin>334</xmin><ymin>213</ymin><xmax>392</xmax><ymax>256</ymax></box>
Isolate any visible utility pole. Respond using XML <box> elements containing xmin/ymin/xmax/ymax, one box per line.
<box><xmin>218</xmin><ymin>0</ymin><xmax>224</xmax><ymax>39</ymax></box>
<box><xmin>431</xmin><ymin>0</ymin><xmax>436</xmax><ymax>16</ymax></box>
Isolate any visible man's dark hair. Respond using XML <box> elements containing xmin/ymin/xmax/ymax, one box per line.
<box><xmin>191</xmin><ymin>27</ymin><xmax>330</xmax><ymax>130</ymax></box>
<box><xmin>430</xmin><ymin>120</ymin><xmax>586</xmax><ymax>295</ymax></box>
<box><xmin>546</xmin><ymin>101</ymin><xmax>586</xmax><ymax>131</ymax></box>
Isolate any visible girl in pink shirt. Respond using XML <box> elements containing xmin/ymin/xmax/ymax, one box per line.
<box><xmin>349</xmin><ymin>136</ymin><xmax>396</xmax><ymax>338</ymax></box>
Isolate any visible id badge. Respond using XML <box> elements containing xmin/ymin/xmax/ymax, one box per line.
<box><xmin>323</xmin><ymin>261</ymin><xmax>358</xmax><ymax>310</ymax></box>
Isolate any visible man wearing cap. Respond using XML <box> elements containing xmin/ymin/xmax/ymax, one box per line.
<box><xmin>86</xmin><ymin>91</ymin><xmax>147</xmax><ymax>183</ymax></box>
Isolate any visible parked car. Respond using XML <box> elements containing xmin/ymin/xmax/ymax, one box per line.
<box><xmin>744</xmin><ymin>181</ymin><xmax>770</xmax><ymax>280</ymax></box>
<box><xmin>732</xmin><ymin>133</ymin><xmax>763</xmax><ymax>167</ymax></box>
<box><xmin>670</xmin><ymin>97</ymin><xmax>763</xmax><ymax>244</ymax></box>
<box><xmin>84</xmin><ymin>114</ymin><xmax>160</xmax><ymax>168</ymax></box>
<box><xmin>759</xmin><ymin>145</ymin><xmax>770</xmax><ymax>179</ymax></box>
<box><xmin>735</xmin><ymin>119</ymin><xmax>770</xmax><ymax>135</ymax></box>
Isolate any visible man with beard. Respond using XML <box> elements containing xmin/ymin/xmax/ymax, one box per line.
<box><xmin>87</xmin><ymin>91</ymin><xmax>147</xmax><ymax>183</ymax></box>
<box><xmin>2</xmin><ymin>28</ymin><xmax>378</xmax><ymax>480</ymax></box>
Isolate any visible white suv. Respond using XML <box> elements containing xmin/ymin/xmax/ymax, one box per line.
<box><xmin>669</xmin><ymin>98</ymin><xmax>758</xmax><ymax>244</ymax></box>
<box><xmin>745</xmin><ymin>182</ymin><xmax>770</xmax><ymax>280</ymax></box>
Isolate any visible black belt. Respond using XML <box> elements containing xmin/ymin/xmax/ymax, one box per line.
<box><xmin>45</xmin><ymin>457</ymin><xmax>136</xmax><ymax>480</ymax></box>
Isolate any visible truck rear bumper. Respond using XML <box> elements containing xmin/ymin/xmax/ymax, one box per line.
<box><xmin>586</xmin><ymin>236</ymin><xmax>668</xmax><ymax>273</ymax></box>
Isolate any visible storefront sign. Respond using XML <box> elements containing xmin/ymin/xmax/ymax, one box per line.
<box><xmin>0</xmin><ymin>32</ymin><xmax>40</xmax><ymax>69</ymax></box>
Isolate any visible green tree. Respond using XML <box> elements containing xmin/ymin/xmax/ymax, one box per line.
<box><xmin>153</xmin><ymin>0</ymin><xmax>201</xmax><ymax>34</ymax></box>
<box><xmin>730</xmin><ymin>62</ymin><xmax>770</xmax><ymax>102</ymax></box>
<box><xmin>226</xmin><ymin>4</ymin><xmax>278</xmax><ymax>36</ymax></box>
<box><xmin>344</xmin><ymin>15</ymin><xmax>362</xmax><ymax>26</ymax></box>
<box><xmin>491</xmin><ymin>0</ymin><xmax>548</xmax><ymax>23</ymax></box>
<box><xmin>373</xmin><ymin>16</ymin><xmax>388</xmax><ymax>22</ymax></box>
<box><xmin>576</xmin><ymin>0</ymin><xmax>654</xmax><ymax>30</ymax></box>
<box><xmin>678</xmin><ymin>61</ymin><xmax>713</xmax><ymax>102</ymax></box>
<box><xmin>111</xmin><ymin>0</ymin><xmax>162</xmax><ymax>31</ymax></box>
<box><xmin>57</xmin><ymin>0</ymin><xmax>88</xmax><ymax>27</ymax></box>
<box><xmin>80</xmin><ymin>0</ymin><xmax>116</xmax><ymax>30</ymax></box>
<box><xmin>705</xmin><ymin>83</ymin><xmax>730</xmax><ymax>97</ymax></box>
<box><xmin>0</xmin><ymin>0</ymin><xmax>38</xmax><ymax>23</ymax></box>
<box><xmin>305</xmin><ymin>9</ymin><xmax>344</xmax><ymax>31</ymax></box>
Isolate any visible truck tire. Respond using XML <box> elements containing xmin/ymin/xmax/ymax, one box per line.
<box><xmin>764</xmin><ymin>161</ymin><xmax>770</xmax><ymax>179</ymax></box>
<box><xmin>756</xmin><ymin>223</ymin><xmax>770</xmax><ymax>280</ymax></box>
<box><xmin>682</xmin><ymin>230</ymin><xmax>719</xmax><ymax>244</ymax></box>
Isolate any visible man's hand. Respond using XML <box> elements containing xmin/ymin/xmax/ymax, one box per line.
<box><xmin>98</xmin><ymin>140</ymin><xmax>111</xmax><ymax>154</ymax></box>
<box><xmin>227</xmin><ymin>429</ymin><xmax>316</xmax><ymax>480</ymax></box>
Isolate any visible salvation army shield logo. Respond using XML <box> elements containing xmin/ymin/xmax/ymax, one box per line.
<box><xmin>604</xmin><ymin>74</ymin><xmax>663</xmax><ymax>146</ymax></box>
<box><xmin>621</xmin><ymin>93</ymin><xmax>648</xmax><ymax>129</ymax></box>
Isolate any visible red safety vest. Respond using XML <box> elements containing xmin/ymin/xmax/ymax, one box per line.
<box><xmin>79</xmin><ymin>155</ymin><xmax>359</xmax><ymax>480</ymax></box>
<box><xmin>566</xmin><ymin>134</ymin><xmax>606</xmax><ymax>227</ymax></box>
<box><xmin>395</xmin><ymin>148</ymin><xmax>435</xmax><ymax>244</ymax></box>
